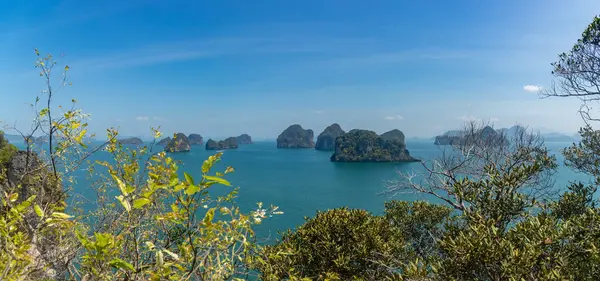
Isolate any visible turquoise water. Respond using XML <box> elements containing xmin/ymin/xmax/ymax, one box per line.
<box><xmin>14</xmin><ymin>140</ymin><xmax>590</xmax><ymax>241</ymax></box>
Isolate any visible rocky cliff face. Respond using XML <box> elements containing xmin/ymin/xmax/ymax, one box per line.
<box><xmin>277</xmin><ymin>125</ymin><xmax>315</xmax><ymax>148</ymax></box>
<box><xmin>315</xmin><ymin>123</ymin><xmax>345</xmax><ymax>151</ymax></box>
<box><xmin>164</xmin><ymin>133</ymin><xmax>191</xmax><ymax>152</ymax></box>
<box><xmin>205</xmin><ymin>137</ymin><xmax>239</xmax><ymax>150</ymax></box>
<box><xmin>188</xmin><ymin>134</ymin><xmax>204</xmax><ymax>145</ymax></box>
<box><xmin>237</xmin><ymin>134</ymin><xmax>253</xmax><ymax>145</ymax></box>
<box><xmin>330</xmin><ymin>129</ymin><xmax>417</xmax><ymax>162</ymax></box>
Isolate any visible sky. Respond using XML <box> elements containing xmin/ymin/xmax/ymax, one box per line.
<box><xmin>0</xmin><ymin>0</ymin><xmax>599</xmax><ymax>140</ymax></box>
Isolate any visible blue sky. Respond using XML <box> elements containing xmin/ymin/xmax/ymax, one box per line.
<box><xmin>0</xmin><ymin>0</ymin><xmax>598</xmax><ymax>139</ymax></box>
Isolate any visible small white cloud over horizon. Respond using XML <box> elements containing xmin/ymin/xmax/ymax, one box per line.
<box><xmin>524</xmin><ymin>85</ymin><xmax>543</xmax><ymax>92</ymax></box>
<box><xmin>384</xmin><ymin>115</ymin><xmax>404</xmax><ymax>121</ymax></box>
<box><xmin>490</xmin><ymin>117</ymin><xmax>500</xmax><ymax>122</ymax></box>
<box><xmin>135</xmin><ymin>116</ymin><xmax>150</xmax><ymax>121</ymax></box>
<box><xmin>315</xmin><ymin>110</ymin><xmax>325</xmax><ymax>114</ymax></box>
<box><xmin>153</xmin><ymin>116</ymin><xmax>163</xmax><ymax>121</ymax></box>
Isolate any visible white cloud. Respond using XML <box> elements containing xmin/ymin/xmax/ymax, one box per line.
<box><xmin>384</xmin><ymin>115</ymin><xmax>404</xmax><ymax>121</ymax></box>
<box><xmin>153</xmin><ymin>116</ymin><xmax>163</xmax><ymax>120</ymax></box>
<box><xmin>490</xmin><ymin>117</ymin><xmax>500</xmax><ymax>122</ymax></box>
<box><xmin>524</xmin><ymin>85</ymin><xmax>542</xmax><ymax>92</ymax></box>
<box><xmin>314</xmin><ymin>110</ymin><xmax>325</xmax><ymax>114</ymax></box>
<box><xmin>135</xmin><ymin>116</ymin><xmax>149</xmax><ymax>121</ymax></box>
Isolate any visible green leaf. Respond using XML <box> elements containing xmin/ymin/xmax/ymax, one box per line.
<box><xmin>133</xmin><ymin>198</ymin><xmax>151</xmax><ymax>209</ymax></box>
<box><xmin>116</xmin><ymin>195</ymin><xmax>131</xmax><ymax>212</ymax></box>
<box><xmin>203</xmin><ymin>208</ymin><xmax>215</xmax><ymax>225</ymax></box>
<box><xmin>145</xmin><ymin>241</ymin><xmax>156</xmax><ymax>250</ymax></box>
<box><xmin>184</xmin><ymin>184</ymin><xmax>200</xmax><ymax>196</ymax></box>
<box><xmin>184</xmin><ymin>172</ymin><xmax>194</xmax><ymax>185</ymax></box>
<box><xmin>51</xmin><ymin>212</ymin><xmax>73</xmax><ymax>219</ymax></box>
<box><xmin>34</xmin><ymin>204</ymin><xmax>44</xmax><ymax>218</ymax></box>
<box><xmin>112</xmin><ymin>174</ymin><xmax>129</xmax><ymax>196</ymax></box>
<box><xmin>109</xmin><ymin>258</ymin><xmax>134</xmax><ymax>271</ymax></box>
<box><xmin>204</xmin><ymin>175</ymin><xmax>231</xmax><ymax>186</ymax></box>
<box><xmin>16</xmin><ymin>201</ymin><xmax>32</xmax><ymax>212</ymax></box>
<box><xmin>156</xmin><ymin>250</ymin><xmax>164</xmax><ymax>268</ymax></box>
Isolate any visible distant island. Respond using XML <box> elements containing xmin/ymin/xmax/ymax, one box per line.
<box><xmin>331</xmin><ymin>129</ymin><xmax>418</xmax><ymax>162</ymax></box>
<box><xmin>118</xmin><ymin>137</ymin><xmax>144</xmax><ymax>145</ymax></box>
<box><xmin>165</xmin><ymin>133</ymin><xmax>191</xmax><ymax>152</ymax></box>
<box><xmin>188</xmin><ymin>133</ymin><xmax>203</xmax><ymax>145</ymax></box>
<box><xmin>435</xmin><ymin>126</ymin><xmax>508</xmax><ymax>146</ymax></box>
<box><xmin>315</xmin><ymin>123</ymin><xmax>345</xmax><ymax>151</ymax></box>
<box><xmin>206</xmin><ymin>137</ymin><xmax>238</xmax><ymax>150</ymax></box>
<box><xmin>277</xmin><ymin>125</ymin><xmax>315</xmax><ymax>148</ymax></box>
<box><xmin>157</xmin><ymin>137</ymin><xmax>171</xmax><ymax>145</ymax></box>
<box><xmin>237</xmin><ymin>134</ymin><xmax>252</xmax><ymax>145</ymax></box>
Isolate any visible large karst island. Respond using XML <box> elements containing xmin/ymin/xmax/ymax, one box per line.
<box><xmin>206</xmin><ymin>137</ymin><xmax>239</xmax><ymax>150</ymax></box>
<box><xmin>330</xmin><ymin>129</ymin><xmax>418</xmax><ymax>162</ymax></box>
<box><xmin>164</xmin><ymin>133</ymin><xmax>191</xmax><ymax>152</ymax></box>
<box><xmin>315</xmin><ymin>123</ymin><xmax>345</xmax><ymax>151</ymax></box>
<box><xmin>276</xmin><ymin>125</ymin><xmax>315</xmax><ymax>148</ymax></box>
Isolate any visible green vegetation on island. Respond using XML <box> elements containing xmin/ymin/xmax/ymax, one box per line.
<box><xmin>164</xmin><ymin>133</ymin><xmax>191</xmax><ymax>152</ymax></box>
<box><xmin>330</xmin><ymin>129</ymin><xmax>417</xmax><ymax>162</ymax></box>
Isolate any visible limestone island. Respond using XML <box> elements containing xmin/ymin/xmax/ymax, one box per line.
<box><xmin>434</xmin><ymin>126</ymin><xmax>507</xmax><ymax>146</ymax></box>
<box><xmin>165</xmin><ymin>133</ymin><xmax>191</xmax><ymax>152</ymax></box>
<box><xmin>277</xmin><ymin>124</ymin><xmax>315</xmax><ymax>148</ymax></box>
<box><xmin>330</xmin><ymin>129</ymin><xmax>418</xmax><ymax>162</ymax></box>
<box><xmin>117</xmin><ymin>137</ymin><xmax>144</xmax><ymax>145</ymax></box>
<box><xmin>315</xmin><ymin>123</ymin><xmax>345</xmax><ymax>151</ymax></box>
<box><xmin>157</xmin><ymin>137</ymin><xmax>171</xmax><ymax>145</ymax></box>
<box><xmin>237</xmin><ymin>134</ymin><xmax>253</xmax><ymax>145</ymax></box>
<box><xmin>206</xmin><ymin>137</ymin><xmax>238</xmax><ymax>150</ymax></box>
<box><xmin>188</xmin><ymin>133</ymin><xmax>204</xmax><ymax>145</ymax></box>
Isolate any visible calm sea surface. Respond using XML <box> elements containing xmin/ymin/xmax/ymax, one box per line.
<box><xmin>14</xmin><ymin>141</ymin><xmax>590</xmax><ymax>241</ymax></box>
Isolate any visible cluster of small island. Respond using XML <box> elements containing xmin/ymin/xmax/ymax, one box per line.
<box><xmin>12</xmin><ymin>124</ymin><xmax>577</xmax><ymax>163</ymax></box>
<box><xmin>115</xmin><ymin>124</ymin><xmax>419</xmax><ymax>163</ymax></box>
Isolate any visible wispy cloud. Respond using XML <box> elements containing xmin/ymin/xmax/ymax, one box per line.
<box><xmin>135</xmin><ymin>116</ymin><xmax>150</xmax><ymax>121</ymax></box>
<box><xmin>384</xmin><ymin>115</ymin><xmax>404</xmax><ymax>121</ymax></box>
<box><xmin>524</xmin><ymin>85</ymin><xmax>542</xmax><ymax>92</ymax></box>
<box><xmin>314</xmin><ymin>110</ymin><xmax>325</xmax><ymax>114</ymax></box>
<box><xmin>328</xmin><ymin>48</ymin><xmax>471</xmax><ymax>67</ymax></box>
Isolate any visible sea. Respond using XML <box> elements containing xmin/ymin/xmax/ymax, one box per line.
<box><xmin>13</xmin><ymin>140</ymin><xmax>591</xmax><ymax>242</ymax></box>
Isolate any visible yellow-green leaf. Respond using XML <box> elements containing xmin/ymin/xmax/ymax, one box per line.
<box><xmin>133</xmin><ymin>198</ymin><xmax>151</xmax><ymax>209</ymax></box>
<box><xmin>34</xmin><ymin>204</ymin><xmax>44</xmax><ymax>218</ymax></box>
<box><xmin>203</xmin><ymin>208</ymin><xmax>215</xmax><ymax>225</ymax></box>
<box><xmin>145</xmin><ymin>241</ymin><xmax>156</xmax><ymax>250</ymax></box>
<box><xmin>51</xmin><ymin>212</ymin><xmax>73</xmax><ymax>219</ymax></box>
<box><xmin>109</xmin><ymin>258</ymin><xmax>134</xmax><ymax>271</ymax></box>
<box><xmin>112</xmin><ymin>174</ymin><xmax>128</xmax><ymax>196</ymax></box>
<box><xmin>184</xmin><ymin>184</ymin><xmax>200</xmax><ymax>196</ymax></box>
<box><xmin>204</xmin><ymin>175</ymin><xmax>231</xmax><ymax>186</ymax></box>
<box><xmin>8</xmin><ymin>193</ymin><xmax>18</xmax><ymax>202</ymax></box>
<box><xmin>184</xmin><ymin>172</ymin><xmax>194</xmax><ymax>185</ymax></box>
<box><xmin>163</xmin><ymin>249</ymin><xmax>180</xmax><ymax>261</ymax></box>
<box><xmin>116</xmin><ymin>195</ymin><xmax>131</xmax><ymax>212</ymax></box>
